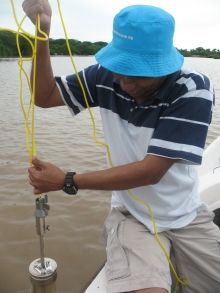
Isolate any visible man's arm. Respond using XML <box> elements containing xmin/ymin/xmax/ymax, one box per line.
<box><xmin>28</xmin><ymin>155</ymin><xmax>176</xmax><ymax>195</ymax></box>
<box><xmin>22</xmin><ymin>0</ymin><xmax>64</xmax><ymax>108</ymax></box>
<box><xmin>74</xmin><ymin>154</ymin><xmax>176</xmax><ymax>190</ymax></box>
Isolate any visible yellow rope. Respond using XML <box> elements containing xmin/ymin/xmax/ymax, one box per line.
<box><xmin>56</xmin><ymin>0</ymin><xmax>113</xmax><ymax>166</ymax></box>
<box><xmin>3</xmin><ymin>0</ymin><xmax>189</xmax><ymax>290</ymax></box>
<box><xmin>4</xmin><ymin>0</ymin><xmax>48</xmax><ymax>198</ymax></box>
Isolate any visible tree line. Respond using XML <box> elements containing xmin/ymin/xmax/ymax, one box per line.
<box><xmin>178</xmin><ymin>47</ymin><xmax>220</xmax><ymax>59</ymax></box>
<box><xmin>0</xmin><ymin>31</ymin><xmax>220</xmax><ymax>59</ymax></box>
<box><xmin>0</xmin><ymin>31</ymin><xmax>107</xmax><ymax>57</ymax></box>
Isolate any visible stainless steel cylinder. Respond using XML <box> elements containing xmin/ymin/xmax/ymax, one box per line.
<box><xmin>29</xmin><ymin>257</ymin><xmax>57</xmax><ymax>293</ymax></box>
<box><xmin>35</xmin><ymin>217</ymin><xmax>46</xmax><ymax>236</ymax></box>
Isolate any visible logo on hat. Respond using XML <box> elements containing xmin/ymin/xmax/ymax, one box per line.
<box><xmin>113</xmin><ymin>29</ymin><xmax>134</xmax><ymax>41</ymax></box>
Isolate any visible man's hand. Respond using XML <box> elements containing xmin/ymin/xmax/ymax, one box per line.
<box><xmin>28</xmin><ymin>157</ymin><xmax>65</xmax><ymax>194</ymax></box>
<box><xmin>22</xmin><ymin>0</ymin><xmax>52</xmax><ymax>32</ymax></box>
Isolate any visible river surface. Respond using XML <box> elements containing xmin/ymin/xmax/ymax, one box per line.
<box><xmin>0</xmin><ymin>56</ymin><xmax>219</xmax><ymax>293</ymax></box>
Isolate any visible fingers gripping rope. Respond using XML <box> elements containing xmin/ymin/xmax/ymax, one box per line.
<box><xmin>3</xmin><ymin>1</ymin><xmax>189</xmax><ymax>290</ymax></box>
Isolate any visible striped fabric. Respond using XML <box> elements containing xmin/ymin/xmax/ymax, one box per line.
<box><xmin>55</xmin><ymin>65</ymin><xmax>214</xmax><ymax>232</ymax></box>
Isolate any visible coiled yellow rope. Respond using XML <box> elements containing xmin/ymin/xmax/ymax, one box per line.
<box><xmin>2</xmin><ymin>0</ymin><xmax>189</xmax><ymax>291</ymax></box>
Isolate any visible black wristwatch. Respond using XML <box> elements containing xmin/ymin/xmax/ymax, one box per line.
<box><xmin>63</xmin><ymin>172</ymin><xmax>78</xmax><ymax>195</ymax></box>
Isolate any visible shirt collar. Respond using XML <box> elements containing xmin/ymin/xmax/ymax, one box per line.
<box><xmin>152</xmin><ymin>70</ymin><xmax>181</xmax><ymax>101</ymax></box>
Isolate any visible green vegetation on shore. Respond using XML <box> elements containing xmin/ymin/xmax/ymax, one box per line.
<box><xmin>0</xmin><ymin>31</ymin><xmax>107</xmax><ymax>57</ymax></box>
<box><xmin>0</xmin><ymin>31</ymin><xmax>220</xmax><ymax>59</ymax></box>
<box><xmin>178</xmin><ymin>47</ymin><xmax>220</xmax><ymax>59</ymax></box>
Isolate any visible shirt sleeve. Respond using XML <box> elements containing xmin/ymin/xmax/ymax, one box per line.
<box><xmin>147</xmin><ymin>71</ymin><xmax>215</xmax><ymax>165</ymax></box>
<box><xmin>54</xmin><ymin>64</ymin><xmax>100</xmax><ymax>116</ymax></box>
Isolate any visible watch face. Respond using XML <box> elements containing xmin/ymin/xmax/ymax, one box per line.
<box><xmin>63</xmin><ymin>184</ymin><xmax>78</xmax><ymax>195</ymax></box>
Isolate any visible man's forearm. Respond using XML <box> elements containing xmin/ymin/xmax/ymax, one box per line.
<box><xmin>31</xmin><ymin>31</ymin><xmax>56</xmax><ymax>107</ymax></box>
<box><xmin>29</xmin><ymin>155</ymin><xmax>176</xmax><ymax>195</ymax></box>
<box><xmin>73</xmin><ymin>155</ymin><xmax>175</xmax><ymax>191</ymax></box>
<box><xmin>74</xmin><ymin>162</ymin><xmax>152</xmax><ymax>191</ymax></box>
<box><xmin>23</xmin><ymin>0</ymin><xmax>61</xmax><ymax>108</ymax></box>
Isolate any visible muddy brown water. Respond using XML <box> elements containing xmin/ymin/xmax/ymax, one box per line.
<box><xmin>0</xmin><ymin>56</ymin><xmax>219</xmax><ymax>293</ymax></box>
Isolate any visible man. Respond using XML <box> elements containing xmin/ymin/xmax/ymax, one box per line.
<box><xmin>23</xmin><ymin>1</ymin><xmax>220</xmax><ymax>292</ymax></box>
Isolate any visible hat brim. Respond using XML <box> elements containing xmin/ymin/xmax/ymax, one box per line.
<box><xmin>95</xmin><ymin>42</ymin><xmax>184</xmax><ymax>77</ymax></box>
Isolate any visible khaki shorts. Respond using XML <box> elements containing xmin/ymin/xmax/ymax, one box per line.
<box><xmin>100</xmin><ymin>207</ymin><xmax>220</xmax><ymax>293</ymax></box>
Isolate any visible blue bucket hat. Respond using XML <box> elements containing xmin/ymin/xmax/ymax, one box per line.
<box><xmin>95</xmin><ymin>5</ymin><xmax>184</xmax><ymax>77</ymax></box>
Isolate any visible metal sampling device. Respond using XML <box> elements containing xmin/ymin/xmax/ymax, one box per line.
<box><xmin>29</xmin><ymin>194</ymin><xmax>58</xmax><ymax>293</ymax></box>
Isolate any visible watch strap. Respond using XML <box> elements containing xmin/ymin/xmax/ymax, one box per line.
<box><xmin>65</xmin><ymin>172</ymin><xmax>76</xmax><ymax>184</ymax></box>
<box><xmin>63</xmin><ymin>172</ymin><xmax>78</xmax><ymax>194</ymax></box>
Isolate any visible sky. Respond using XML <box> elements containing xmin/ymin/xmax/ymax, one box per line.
<box><xmin>0</xmin><ymin>0</ymin><xmax>220</xmax><ymax>50</ymax></box>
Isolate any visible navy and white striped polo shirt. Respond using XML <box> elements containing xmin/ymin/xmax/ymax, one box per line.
<box><xmin>55</xmin><ymin>64</ymin><xmax>214</xmax><ymax>232</ymax></box>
